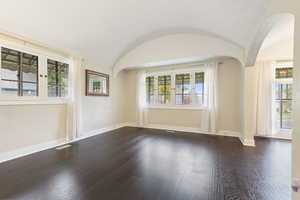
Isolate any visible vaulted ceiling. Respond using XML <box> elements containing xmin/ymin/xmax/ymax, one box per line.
<box><xmin>0</xmin><ymin>0</ymin><xmax>271</xmax><ymax>67</ymax></box>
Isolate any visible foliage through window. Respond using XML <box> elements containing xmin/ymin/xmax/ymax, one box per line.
<box><xmin>276</xmin><ymin>67</ymin><xmax>293</xmax><ymax>79</ymax></box>
<box><xmin>158</xmin><ymin>75</ymin><xmax>171</xmax><ymax>104</ymax></box>
<box><xmin>146</xmin><ymin>76</ymin><xmax>154</xmax><ymax>104</ymax></box>
<box><xmin>47</xmin><ymin>59</ymin><xmax>69</xmax><ymax>97</ymax></box>
<box><xmin>195</xmin><ymin>72</ymin><xmax>205</xmax><ymax>105</ymax></box>
<box><xmin>175</xmin><ymin>73</ymin><xmax>191</xmax><ymax>105</ymax></box>
<box><xmin>274</xmin><ymin>66</ymin><xmax>293</xmax><ymax>131</ymax></box>
<box><xmin>1</xmin><ymin>47</ymin><xmax>38</xmax><ymax>96</ymax></box>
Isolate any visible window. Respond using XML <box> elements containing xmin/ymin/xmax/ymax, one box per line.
<box><xmin>47</xmin><ymin>59</ymin><xmax>69</xmax><ymax>97</ymax></box>
<box><xmin>175</xmin><ymin>73</ymin><xmax>191</xmax><ymax>105</ymax></box>
<box><xmin>276</xmin><ymin>67</ymin><xmax>293</xmax><ymax>79</ymax></box>
<box><xmin>146</xmin><ymin>76</ymin><xmax>154</xmax><ymax>104</ymax></box>
<box><xmin>1</xmin><ymin>47</ymin><xmax>38</xmax><ymax>96</ymax></box>
<box><xmin>145</xmin><ymin>69</ymin><xmax>206</xmax><ymax>108</ymax></box>
<box><xmin>274</xmin><ymin>67</ymin><xmax>293</xmax><ymax>131</ymax></box>
<box><xmin>195</xmin><ymin>72</ymin><xmax>205</xmax><ymax>105</ymax></box>
<box><xmin>158</xmin><ymin>75</ymin><xmax>171</xmax><ymax>104</ymax></box>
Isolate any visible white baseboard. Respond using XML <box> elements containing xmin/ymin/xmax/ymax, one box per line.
<box><xmin>0</xmin><ymin>138</ymin><xmax>66</xmax><ymax>163</ymax></box>
<box><xmin>239</xmin><ymin>137</ymin><xmax>256</xmax><ymax>147</ymax></box>
<box><xmin>0</xmin><ymin>122</ymin><xmax>250</xmax><ymax>163</ymax></box>
<box><xmin>0</xmin><ymin>123</ymin><xmax>129</xmax><ymax>164</ymax></box>
<box><xmin>125</xmin><ymin>122</ymin><xmax>241</xmax><ymax>138</ymax></box>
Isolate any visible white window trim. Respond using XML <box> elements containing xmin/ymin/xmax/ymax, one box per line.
<box><xmin>272</xmin><ymin>61</ymin><xmax>293</xmax><ymax>135</ymax></box>
<box><xmin>0</xmin><ymin>40</ymin><xmax>72</xmax><ymax>105</ymax></box>
<box><xmin>145</xmin><ymin>65</ymin><xmax>208</xmax><ymax>110</ymax></box>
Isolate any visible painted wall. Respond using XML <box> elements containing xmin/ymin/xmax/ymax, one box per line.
<box><xmin>0</xmin><ymin>104</ymin><xmax>66</xmax><ymax>153</ymax></box>
<box><xmin>257</xmin><ymin>39</ymin><xmax>294</xmax><ymax>61</ymax></box>
<box><xmin>0</xmin><ymin>35</ymin><xmax>127</xmax><ymax>157</ymax></box>
<box><xmin>123</xmin><ymin>58</ymin><xmax>243</xmax><ymax>136</ymax></box>
<box><xmin>80</xmin><ymin>61</ymin><xmax>126</xmax><ymax>136</ymax></box>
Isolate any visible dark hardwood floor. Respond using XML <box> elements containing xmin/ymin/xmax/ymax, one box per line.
<box><xmin>0</xmin><ymin>127</ymin><xmax>291</xmax><ymax>200</ymax></box>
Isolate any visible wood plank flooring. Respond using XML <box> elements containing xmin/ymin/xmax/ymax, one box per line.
<box><xmin>0</xmin><ymin>127</ymin><xmax>291</xmax><ymax>200</ymax></box>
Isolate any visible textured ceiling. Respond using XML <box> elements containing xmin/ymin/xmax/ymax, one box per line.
<box><xmin>0</xmin><ymin>0</ymin><xmax>271</xmax><ymax>67</ymax></box>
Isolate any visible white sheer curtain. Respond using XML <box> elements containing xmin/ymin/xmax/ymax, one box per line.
<box><xmin>201</xmin><ymin>63</ymin><xmax>219</xmax><ymax>132</ymax></box>
<box><xmin>136</xmin><ymin>70</ymin><xmax>147</xmax><ymax>126</ymax></box>
<box><xmin>255</xmin><ymin>61</ymin><xmax>275</xmax><ymax>136</ymax></box>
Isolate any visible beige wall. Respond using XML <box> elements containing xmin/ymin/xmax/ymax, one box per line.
<box><xmin>80</xmin><ymin>62</ymin><xmax>126</xmax><ymax>135</ymax></box>
<box><xmin>0</xmin><ymin>104</ymin><xmax>66</xmax><ymax>153</ymax></box>
<box><xmin>123</xmin><ymin>58</ymin><xmax>243</xmax><ymax>135</ymax></box>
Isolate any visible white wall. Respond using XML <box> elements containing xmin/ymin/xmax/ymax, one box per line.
<box><xmin>257</xmin><ymin>39</ymin><xmax>294</xmax><ymax>61</ymax></box>
<box><xmin>123</xmin><ymin>58</ymin><xmax>243</xmax><ymax>136</ymax></box>
<box><xmin>0</xmin><ymin>104</ymin><xmax>66</xmax><ymax>153</ymax></box>
<box><xmin>0</xmin><ymin>35</ymin><xmax>127</xmax><ymax>158</ymax></box>
<box><xmin>80</xmin><ymin>61</ymin><xmax>126</xmax><ymax>136</ymax></box>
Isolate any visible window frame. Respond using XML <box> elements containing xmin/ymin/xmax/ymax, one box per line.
<box><xmin>0</xmin><ymin>40</ymin><xmax>72</xmax><ymax>105</ymax></box>
<box><xmin>272</xmin><ymin>62</ymin><xmax>293</xmax><ymax>134</ymax></box>
<box><xmin>1</xmin><ymin>47</ymin><xmax>39</xmax><ymax>97</ymax></box>
<box><xmin>145</xmin><ymin>66</ymin><xmax>207</xmax><ymax>110</ymax></box>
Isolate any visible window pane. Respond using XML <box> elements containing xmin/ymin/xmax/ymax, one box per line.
<box><xmin>287</xmin><ymin>84</ymin><xmax>293</xmax><ymax>99</ymax></box>
<box><xmin>158</xmin><ymin>75</ymin><xmax>171</xmax><ymax>104</ymax></box>
<box><xmin>47</xmin><ymin>59</ymin><xmax>69</xmax><ymax>97</ymax></box>
<box><xmin>48</xmin><ymin>85</ymin><xmax>57</xmax><ymax>97</ymax></box>
<box><xmin>175</xmin><ymin>73</ymin><xmax>190</xmax><ymax>104</ymax></box>
<box><xmin>195</xmin><ymin>94</ymin><xmax>204</xmax><ymax>105</ymax></box>
<box><xmin>146</xmin><ymin>76</ymin><xmax>154</xmax><ymax>104</ymax></box>
<box><xmin>1</xmin><ymin>47</ymin><xmax>20</xmax><ymax>81</ymax></box>
<box><xmin>276</xmin><ymin>67</ymin><xmax>293</xmax><ymax>79</ymax></box>
<box><xmin>275</xmin><ymin>83</ymin><xmax>281</xmax><ymax>99</ymax></box>
<box><xmin>22</xmin><ymin>82</ymin><xmax>37</xmax><ymax>96</ymax></box>
<box><xmin>282</xmin><ymin>100</ymin><xmax>293</xmax><ymax>129</ymax></box>
<box><xmin>22</xmin><ymin>53</ymin><xmax>38</xmax><ymax>83</ymax></box>
<box><xmin>1</xmin><ymin>80</ymin><xmax>18</xmax><ymax>96</ymax></box>
<box><xmin>58</xmin><ymin>63</ymin><xmax>69</xmax><ymax>88</ymax></box>
<box><xmin>195</xmin><ymin>72</ymin><xmax>204</xmax><ymax>94</ymax></box>
<box><xmin>175</xmin><ymin>95</ymin><xmax>183</xmax><ymax>105</ymax></box>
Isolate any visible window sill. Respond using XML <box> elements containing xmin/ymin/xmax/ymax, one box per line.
<box><xmin>0</xmin><ymin>98</ymin><xmax>69</xmax><ymax>105</ymax></box>
<box><xmin>147</xmin><ymin>105</ymin><xmax>207</xmax><ymax>110</ymax></box>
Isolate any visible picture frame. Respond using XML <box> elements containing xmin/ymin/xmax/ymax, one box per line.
<box><xmin>85</xmin><ymin>69</ymin><xmax>109</xmax><ymax>96</ymax></box>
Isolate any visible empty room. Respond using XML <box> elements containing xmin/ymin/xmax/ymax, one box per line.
<box><xmin>0</xmin><ymin>0</ymin><xmax>300</xmax><ymax>200</ymax></box>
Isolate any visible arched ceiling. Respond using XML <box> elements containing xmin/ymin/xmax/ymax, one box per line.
<box><xmin>0</xmin><ymin>0</ymin><xmax>271</xmax><ymax>68</ymax></box>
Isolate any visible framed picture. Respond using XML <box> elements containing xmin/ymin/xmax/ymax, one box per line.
<box><xmin>85</xmin><ymin>70</ymin><xmax>109</xmax><ymax>96</ymax></box>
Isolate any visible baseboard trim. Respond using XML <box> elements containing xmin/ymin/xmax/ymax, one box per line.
<box><xmin>125</xmin><ymin>122</ymin><xmax>241</xmax><ymax>138</ymax></box>
<box><xmin>0</xmin><ymin>123</ymin><xmax>129</xmax><ymax>164</ymax></box>
<box><xmin>239</xmin><ymin>137</ymin><xmax>256</xmax><ymax>147</ymax></box>
<box><xmin>0</xmin><ymin>123</ymin><xmax>249</xmax><ymax>163</ymax></box>
<box><xmin>0</xmin><ymin>139</ymin><xmax>66</xmax><ymax>163</ymax></box>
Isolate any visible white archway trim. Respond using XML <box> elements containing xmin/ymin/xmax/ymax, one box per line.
<box><xmin>113</xmin><ymin>33</ymin><xmax>245</xmax><ymax>76</ymax></box>
<box><xmin>246</xmin><ymin>13</ymin><xmax>295</xmax><ymax>66</ymax></box>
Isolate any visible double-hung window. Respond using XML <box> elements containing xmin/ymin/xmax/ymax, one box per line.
<box><xmin>158</xmin><ymin>75</ymin><xmax>171</xmax><ymax>104</ymax></box>
<box><xmin>274</xmin><ymin>67</ymin><xmax>293</xmax><ymax>130</ymax></box>
<box><xmin>1</xmin><ymin>47</ymin><xmax>38</xmax><ymax>96</ymax></box>
<box><xmin>175</xmin><ymin>73</ymin><xmax>191</xmax><ymax>105</ymax></box>
<box><xmin>47</xmin><ymin>59</ymin><xmax>69</xmax><ymax>97</ymax></box>
<box><xmin>146</xmin><ymin>76</ymin><xmax>155</xmax><ymax>104</ymax></box>
<box><xmin>195</xmin><ymin>72</ymin><xmax>205</xmax><ymax>105</ymax></box>
<box><xmin>0</xmin><ymin>44</ymin><xmax>70</xmax><ymax>103</ymax></box>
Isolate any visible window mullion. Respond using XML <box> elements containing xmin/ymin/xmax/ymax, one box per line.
<box><xmin>19</xmin><ymin>52</ymin><xmax>23</xmax><ymax>96</ymax></box>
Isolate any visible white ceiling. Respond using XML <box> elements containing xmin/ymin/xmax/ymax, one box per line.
<box><xmin>0</xmin><ymin>0</ymin><xmax>270</xmax><ymax>67</ymax></box>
